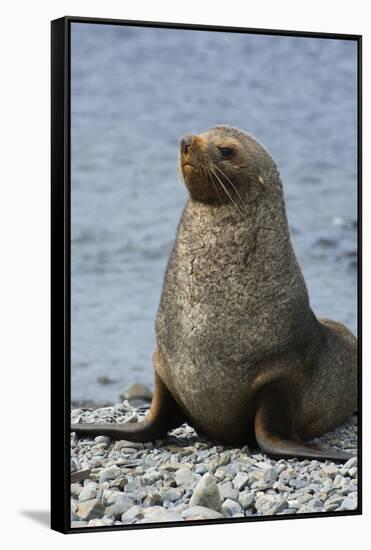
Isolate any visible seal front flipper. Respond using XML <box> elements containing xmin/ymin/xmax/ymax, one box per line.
<box><xmin>71</xmin><ymin>372</ymin><xmax>185</xmax><ymax>442</ymax></box>
<box><xmin>254</xmin><ymin>383</ymin><xmax>354</xmax><ymax>462</ymax></box>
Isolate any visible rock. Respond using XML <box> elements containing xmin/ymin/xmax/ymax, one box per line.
<box><xmin>222</xmin><ymin>498</ymin><xmax>243</xmax><ymax>517</ymax></box>
<box><xmin>106</xmin><ymin>495</ymin><xmax>134</xmax><ymax>518</ymax></box>
<box><xmin>71</xmin><ymin>520</ymin><xmax>88</xmax><ymax>528</ymax></box>
<box><xmin>121</xmin><ymin>505</ymin><xmax>144</xmax><ymax>522</ymax></box>
<box><xmin>189</xmin><ymin>473</ymin><xmax>222</xmax><ymax>511</ymax></box>
<box><xmin>287</xmin><ymin>500</ymin><xmax>299</xmax><ymax>509</ymax></box>
<box><xmin>255</xmin><ymin>494</ymin><xmax>287</xmax><ymax>515</ymax></box>
<box><xmin>195</xmin><ymin>464</ymin><xmax>208</xmax><ymax>475</ymax></box>
<box><xmin>323</xmin><ymin>495</ymin><xmax>344</xmax><ymax>512</ymax></box>
<box><xmin>321</xmin><ymin>465</ymin><xmax>339</xmax><ymax>479</ymax></box>
<box><xmin>182</xmin><ymin>506</ymin><xmax>224</xmax><ymax>520</ymax></box>
<box><xmin>241</xmin><ymin>445</ymin><xmax>251</xmax><ymax>456</ymax></box>
<box><xmin>219</xmin><ymin>481</ymin><xmax>239</xmax><ymax>501</ymax></box>
<box><xmin>263</xmin><ymin>467</ymin><xmax>278</xmax><ymax>483</ymax></box>
<box><xmin>119</xmin><ymin>383</ymin><xmax>152</xmax><ymax>403</ymax></box>
<box><xmin>102</xmin><ymin>489</ymin><xmax>121</xmax><ymax>505</ymax></box>
<box><xmin>70</xmin><ymin>403</ymin><xmax>358</xmax><ymax>523</ymax></box>
<box><xmin>238</xmin><ymin>491</ymin><xmax>254</xmax><ymax>509</ymax></box>
<box><xmin>348</xmin><ymin>482</ymin><xmax>358</xmax><ymax>493</ymax></box>
<box><xmin>232</xmin><ymin>472</ymin><xmax>249</xmax><ymax>491</ymax></box>
<box><xmin>159</xmin><ymin>488</ymin><xmax>182</xmax><ymax>503</ymax></box>
<box><xmin>88</xmin><ymin>519</ymin><xmax>112</xmax><ymax>527</ymax></box>
<box><xmin>124</xmin><ymin>478</ymin><xmax>144</xmax><ymax>492</ymax></box>
<box><xmin>71</xmin><ymin>483</ymin><xmax>82</xmax><ymax>497</ymax></box>
<box><xmin>143</xmin><ymin>470</ymin><xmax>163</xmax><ymax>484</ymax></box>
<box><xmin>142</xmin><ymin>506</ymin><xmax>184</xmax><ymax>523</ymax></box>
<box><xmin>256</xmin><ymin>461</ymin><xmax>274</xmax><ymax>470</ymax></box>
<box><xmin>143</xmin><ymin>492</ymin><xmax>163</xmax><ymax>507</ymax></box>
<box><xmin>333</xmin><ymin>474</ymin><xmax>347</xmax><ymax>490</ymax></box>
<box><xmin>71</xmin><ymin>498</ymin><xmax>78</xmax><ymax>514</ymax></box>
<box><xmin>77</xmin><ymin>498</ymin><xmax>105</xmax><ymax>521</ymax></box>
<box><xmin>78</xmin><ymin>483</ymin><xmax>97</xmax><ymax>502</ymax></box>
<box><xmin>296</xmin><ymin>494</ymin><xmax>313</xmax><ymax>505</ymax></box>
<box><xmin>128</xmin><ymin>413</ymin><xmax>141</xmax><ymax>423</ymax></box>
<box><xmin>113</xmin><ymin>440</ymin><xmax>144</xmax><ymax>450</ymax></box>
<box><xmin>339</xmin><ymin>494</ymin><xmax>358</xmax><ymax>511</ymax></box>
<box><xmin>344</xmin><ymin>456</ymin><xmax>357</xmax><ymax>470</ymax></box>
<box><xmin>94</xmin><ymin>435</ymin><xmax>111</xmax><ymax>444</ymax></box>
<box><xmin>99</xmin><ymin>465</ymin><xmax>121</xmax><ymax>483</ymax></box>
<box><xmin>175</xmin><ymin>467</ymin><xmax>194</xmax><ymax>487</ymax></box>
<box><xmin>70</xmin><ymin>469</ymin><xmax>91</xmax><ymax>483</ymax></box>
<box><xmin>218</xmin><ymin>452</ymin><xmax>231</xmax><ymax>466</ymax></box>
<box><xmin>288</xmin><ymin>479</ymin><xmax>308</xmax><ymax>490</ymax></box>
<box><xmin>298</xmin><ymin>499</ymin><xmax>323</xmax><ymax>513</ymax></box>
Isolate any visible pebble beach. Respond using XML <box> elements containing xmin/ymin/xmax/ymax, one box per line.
<box><xmin>70</xmin><ymin>402</ymin><xmax>358</xmax><ymax>529</ymax></box>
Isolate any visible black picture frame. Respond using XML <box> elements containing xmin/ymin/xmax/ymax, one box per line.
<box><xmin>51</xmin><ymin>15</ymin><xmax>362</xmax><ymax>534</ymax></box>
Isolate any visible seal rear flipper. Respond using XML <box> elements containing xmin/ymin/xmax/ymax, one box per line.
<box><xmin>254</xmin><ymin>383</ymin><xmax>354</xmax><ymax>463</ymax></box>
<box><xmin>71</xmin><ymin>372</ymin><xmax>185</xmax><ymax>442</ymax></box>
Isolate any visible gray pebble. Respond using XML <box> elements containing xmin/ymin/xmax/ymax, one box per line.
<box><xmin>124</xmin><ymin>477</ymin><xmax>144</xmax><ymax>492</ymax></box>
<box><xmin>255</xmin><ymin>494</ymin><xmax>287</xmax><ymax>515</ymax></box>
<box><xmin>222</xmin><ymin>498</ymin><xmax>243</xmax><ymax>517</ymax></box>
<box><xmin>175</xmin><ymin>466</ymin><xmax>194</xmax><ymax>487</ymax></box>
<box><xmin>195</xmin><ymin>464</ymin><xmax>208</xmax><ymax>475</ymax></box>
<box><xmin>99</xmin><ymin>465</ymin><xmax>121</xmax><ymax>483</ymax></box>
<box><xmin>189</xmin><ymin>473</ymin><xmax>222</xmax><ymax>511</ymax></box>
<box><xmin>323</xmin><ymin>495</ymin><xmax>344</xmax><ymax>512</ymax></box>
<box><xmin>232</xmin><ymin>472</ymin><xmax>249</xmax><ymax>491</ymax></box>
<box><xmin>159</xmin><ymin>488</ymin><xmax>182</xmax><ymax>503</ymax></box>
<box><xmin>77</xmin><ymin>498</ymin><xmax>105</xmax><ymax>521</ymax></box>
<box><xmin>238</xmin><ymin>491</ymin><xmax>254</xmax><ymax>509</ymax></box>
<box><xmin>94</xmin><ymin>435</ymin><xmax>111</xmax><ymax>445</ymax></box>
<box><xmin>344</xmin><ymin>456</ymin><xmax>357</xmax><ymax>470</ymax></box>
<box><xmin>106</xmin><ymin>495</ymin><xmax>134</xmax><ymax>518</ymax></box>
<box><xmin>70</xmin><ymin>403</ymin><xmax>358</xmax><ymax>523</ymax></box>
<box><xmin>182</xmin><ymin>506</ymin><xmax>224</xmax><ymax>520</ymax></box>
<box><xmin>78</xmin><ymin>484</ymin><xmax>97</xmax><ymax>502</ymax></box>
<box><xmin>339</xmin><ymin>493</ymin><xmax>358</xmax><ymax>511</ymax></box>
<box><xmin>71</xmin><ymin>520</ymin><xmax>88</xmax><ymax>528</ymax></box>
<box><xmin>219</xmin><ymin>481</ymin><xmax>239</xmax><ymax>501</ymax></box>
<box><xmin>321</xmin><ymin>465</ymin><xmax>339</xmax><ymax>479</ymax></box>
<box><xmin>121</xmin><ymin>505</ymin><xmax>144</xmax><ymax>522</ymax></box>
<box><xmin>141</xmin><ymin>506</ymin><xmax>183</xmax><ymax>523</ymax></box>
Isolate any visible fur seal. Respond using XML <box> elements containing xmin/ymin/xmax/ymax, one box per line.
<box><xmin>72</xmin><ymin>125</ymin><xmax>357</xmax><ymax>461</ymax></box>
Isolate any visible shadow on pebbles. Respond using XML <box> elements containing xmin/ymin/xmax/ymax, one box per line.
<box><xmin>70</xmin><ymin>403</ymin><xmax>358</xmax><ymax>528</ymax></box>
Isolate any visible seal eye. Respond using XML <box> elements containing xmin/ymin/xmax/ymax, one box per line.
<box><xmin>219</xmin><ymin>147</ymin><xmax>233</xmax><ymax>159</ymax></box>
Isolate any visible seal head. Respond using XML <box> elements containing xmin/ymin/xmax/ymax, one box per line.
<box><xmin>180</xmin><ymin>125</ymin><xmax>273</xmax><ymax>207</ymax></box>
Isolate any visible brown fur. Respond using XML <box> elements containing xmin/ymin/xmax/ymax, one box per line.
<box><xmin>72</xmin><ymin>126</ymin><xmax>357</xmax><ymax>462</ymax></box>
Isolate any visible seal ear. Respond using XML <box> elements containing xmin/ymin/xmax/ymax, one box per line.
<box><xmin>254</xmin><ymin>383</ymin><xmax>354</xmax><ymax>462</ymax></box>
<box><xmin>257</xmin><ymin>175</ymin><xmax>266</xmax><ymax>191</ymax></box>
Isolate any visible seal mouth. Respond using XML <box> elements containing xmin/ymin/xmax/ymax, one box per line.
<box><xmin>181</xmin><ymin>161</ymin><xmax>198</xmax><ymax>175</ymax></box>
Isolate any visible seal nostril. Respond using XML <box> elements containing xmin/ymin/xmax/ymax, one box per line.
<box><xmin>181</xmin><ymin>134</ymin><xmax>193</xmax><ymax>154</ymax></box>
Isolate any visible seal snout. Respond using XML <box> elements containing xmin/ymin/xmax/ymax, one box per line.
<box><xmin>180</xmin><ymin>134</ymin><xmax>194</xmax><ymax>154</ymax></box>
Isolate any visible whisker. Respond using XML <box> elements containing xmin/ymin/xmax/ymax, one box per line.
<box><xmin>204</xmin><ymin>165</ymin><xmax>223</xmax><ymax>207</ymax></box>
<box><xmin>208</xmin><ymin>165</ymin><xmax>245</xmax><ymax>218</ymax></box>
<box><xmin>177</xmin><ymin>153</ymin><xmax>183</xmax><ymax>185</ymax></box>
<box><xmin>211</xmin><ymin>163</ymin><xmax>249</xmax><ymax>215</ymax></box>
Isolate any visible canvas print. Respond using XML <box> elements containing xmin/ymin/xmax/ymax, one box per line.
<box><xmin>65</xmin><ymin>20</ymin><xmax>359</xmax><ymax>530</ymax></box>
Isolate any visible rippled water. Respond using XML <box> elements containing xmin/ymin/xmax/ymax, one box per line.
<box><xmin>71</xmin><ymin>23</ymin><xmax>357</xmax><ymax>403</ymax></box>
